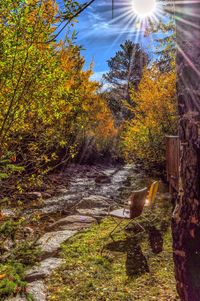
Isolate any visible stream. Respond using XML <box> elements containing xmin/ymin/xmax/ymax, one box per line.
<box><xmin>24</xmin><ymin>163</ymin><xmax>151</xmax><ymax>217</ymax></box>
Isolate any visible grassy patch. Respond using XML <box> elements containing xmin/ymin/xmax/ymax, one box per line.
<box><xmin>47</xmin><ymin>199</ymin><xmax>180</xmax><ymax>301</ymax></box>
<box><xmin>0</xmin><ymin>262</ymin><xmax>27</xmax><ymax>298</ymax></box>
<box><xmin>0</xmin><ymin>218</ymin><xmax>41</xmax><ymax>300</ymax></box>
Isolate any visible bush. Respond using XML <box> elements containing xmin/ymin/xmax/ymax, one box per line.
<box><xmin>121</xmin><ymin>66</ymin><xmax>178</xmax><ymax>169</ymax></box>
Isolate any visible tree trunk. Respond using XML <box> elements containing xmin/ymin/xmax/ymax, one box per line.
<box><xmin>172</xmin><ymin>1</ymin><xmax>200</xmax><ymax>300</ymax></box>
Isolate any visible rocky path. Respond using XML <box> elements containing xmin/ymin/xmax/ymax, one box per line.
<box><xmin>7</xmin><ymin>164</ymin><xmax>149</xmax><ymax>301</ymax></box>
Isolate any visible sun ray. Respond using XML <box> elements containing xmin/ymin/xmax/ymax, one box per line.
<box><xmin>177</xmin><ymin>44</ymin><xmax>200</xmax><ymax>78</ymax></box>
<box><xmin>105</xmin><ymin>14</ymin><xmax>139</xmax><ymax>54</ymax></box>
<box><xmin>175</xmin><ymin>15</ymin><xmax>200</xmax><ymax>30</ymax></box>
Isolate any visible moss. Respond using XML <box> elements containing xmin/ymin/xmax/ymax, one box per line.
<box><xmin>47</xmin><ymin>198</ymin><xmax>180</xmax><ymax>301</ymax></box>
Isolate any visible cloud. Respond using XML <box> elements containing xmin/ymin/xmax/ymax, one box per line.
<box><xmin>76</xmin><ymin>0</ymin><xmax>141</xmax><ymax>41</ymax></box>
<box><xmin>90</xmin><ymin>71</ymin><xmax>113</xmax><ymax>92</ymax></box>
<box><xmin>90</xmin><ymin>71</ymin><xmax>107</xmax><ymax>82</ymax></box>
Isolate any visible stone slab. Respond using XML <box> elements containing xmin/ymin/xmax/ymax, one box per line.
<box><xmin>27</xmin><ymin>280</ymin><xmax>47</xmax><ymax>301</ymax></box>
<box><xmin>47</xmin><ymin>215</ymin><xmax>96</xmax><ymax>231</ymax></box>
<box><xmin>26</xmin><ymin>258</ymin><xmax>63</xmax><ymax>282</ymax></box>
<box><xmin>37</xmin><ymin>230</ymin><xmax>77</xmax><ymax>256</ymax></box>
<box><xmin>76</xmin><ymin>195</ymin><xmax>110</xmax><ymax>209</ymax></box>
<box><xmin>77</xmin><ymin>208</ymin><xmax>108</xmax><ymax>217</ymax></box>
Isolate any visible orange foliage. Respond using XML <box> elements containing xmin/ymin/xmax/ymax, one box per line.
<box><xmin>121</xmin><ymin>66</ymin><xmax>177</xmax><ymax>167</ymax></box>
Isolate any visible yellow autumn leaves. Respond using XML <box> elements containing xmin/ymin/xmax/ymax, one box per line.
<box><xmin>121</xmin><ymin>66</ymin><xmax>177</xmax><ymax>167</ymax></box>
<box><xmin>0</xmin><ymin>0</ymin><xmax>116</xmax><ymax>175</ymax></box>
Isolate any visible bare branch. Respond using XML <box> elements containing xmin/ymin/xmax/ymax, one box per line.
<box><xmin>46</xmin><ymin>0</ymin><xmax>96</xmax><ymax>44</ymax></box>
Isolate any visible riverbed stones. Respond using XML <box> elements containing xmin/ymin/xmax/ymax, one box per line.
<box><xmin>47</xmin><ymin>215</ymin><xmax>96</xmax><ymax>231</ymax></box>
<box><xmin>27</xmin><ymin>281</ymin><xmax>47</xmax><ymax>301</ymax></box>
<box><xmin>44</xmin><ymin>193</ymin><xmax>80</xmax><ymax>207</ymax></box>
<box><xmin>103</xmin><ymin>168</ymin><xmax>118</xmax><ymax>177</ymax></box>
<box><xmin>95</xmin><ymin>174</ymin><xmax>111</xmax><ymax>184</ymax></box>
<box><xmin>27</xmin><ymin>192</ymin><xmax>42</xmax><ymax>199</ymax></box>
<box><xmin>25</xmin><ymin>193</ymin><xmax>83</xmax><ymax>216</ymax></box>
<box><xmin>76</xmin><ymin>208</ymin><xmax>109</xmax><ymax>220</ymax></box>
<box><xmin>2</xmin><ymin>208</ymin><xmax>15</xmax><ymax>219</ymax></box>
<box><xmin>38</xmin><ymin>230</ymin><xmax>77</xmax><ymax>257</ymax></box>
<box><xmin>76</xmin><ymin>195</ymin><xmax>110</xmax><ymax>209</ymax></box>
<box><xmin>26</xmin><ymin>258</ymin><xmax>63</xmax><ymax>281</ymax></box>
<box><xmin>75</xmin><ymin>195</ymin><xmax>115</xmax><ymax>219</ymax></box>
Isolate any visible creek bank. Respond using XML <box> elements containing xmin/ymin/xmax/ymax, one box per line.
<box><xmin>5</xmin><ymin>163</ymin><xmax>162</xmax><ymax>301</ymax></box>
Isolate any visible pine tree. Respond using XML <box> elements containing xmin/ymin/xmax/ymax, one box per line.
<box><xmin>155</xmin><ymin>20</ymin><xmax>176</xmax><ymax>72</ymax></box>
<box><xmin>103</xmin><ymin>40</ymin><xmax>149</xmax><ymax>122</ymax></box>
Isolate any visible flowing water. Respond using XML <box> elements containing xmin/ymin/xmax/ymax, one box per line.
<box><xmin>25</xmin><ymin>164</ymin><xmax>153</xmax><ymax>216</ymax></box>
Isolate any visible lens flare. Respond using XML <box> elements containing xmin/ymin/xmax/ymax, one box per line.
<box><xmin>132</xmin><ymin>0</ymin><xmax>157</xmax><ymax>18</ymax></box>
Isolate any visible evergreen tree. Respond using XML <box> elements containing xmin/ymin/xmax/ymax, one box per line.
<box><xmin>155</xmin><ymin>20</ymin><xmax>176</xmax><ymax>72</ymax></box>
<box><xmin>103</xmin><ymin>40</ymin><xmax>149</xmax><ymax>123</ymax></box>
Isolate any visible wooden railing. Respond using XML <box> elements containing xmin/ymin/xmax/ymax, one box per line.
<box><xmin>166</xmin><ymin>136</ymin><xmax>180</xmax><ymax>192</ymax></box>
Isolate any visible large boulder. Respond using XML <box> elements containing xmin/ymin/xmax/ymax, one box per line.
<box><xmin>76</xmin><ymin>195</ymin><xmax>111</xmax><ymax>209</ymax></box>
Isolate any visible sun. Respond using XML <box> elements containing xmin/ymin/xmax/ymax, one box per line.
<box><xmin>132</xmin><ymin>0</ymin><xmax>157</xmax><ymax>18</ymax></box>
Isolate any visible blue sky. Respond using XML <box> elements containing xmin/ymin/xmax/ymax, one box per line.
<box><xmin>58</xmin><ymin>0</ymin><xmax>168</xmax><ymax>82</ymax></box>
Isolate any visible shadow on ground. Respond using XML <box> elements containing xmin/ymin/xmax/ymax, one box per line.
<box><xmin>104</xmin><ymin>226</ymin><xmax>164</xmax><ymax>277</ymax></box>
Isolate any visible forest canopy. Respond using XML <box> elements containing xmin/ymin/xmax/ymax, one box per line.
<box><xmin>0</xmin><ymin>0</ymin><xmax>117</xmax><ymax>187</ymax></box>
<box><xmin>0</xmin><ymin>0</ymin><xmax>177</xmax><ymax>190</ymax></box>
